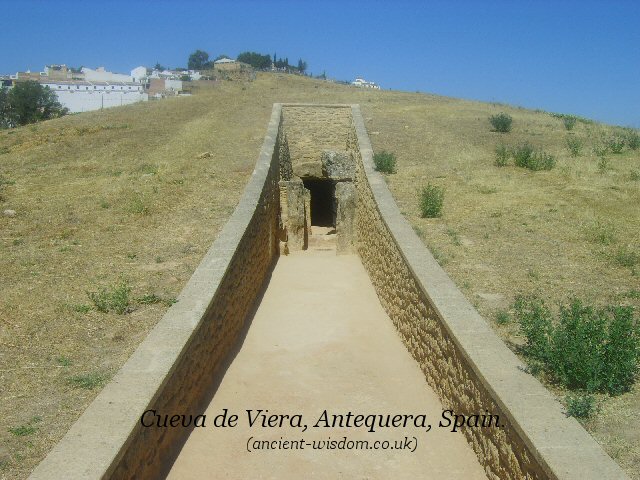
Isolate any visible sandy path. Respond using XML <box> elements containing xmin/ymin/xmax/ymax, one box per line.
<box><xmin>167</xmin><ymin>249</ymin><xmax>487</xmax><ymax>479</ymax></box>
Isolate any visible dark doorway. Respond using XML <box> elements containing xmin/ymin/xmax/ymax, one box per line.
<box><xmin>303</xmin><ymin>178</ymin><xmax>335</xmax><ymax>227</ymax></box>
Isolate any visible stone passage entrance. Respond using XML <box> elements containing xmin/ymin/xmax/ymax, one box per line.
<box><xmin>278</xmin><ymin>105</ymin><xmax>358</xmax><ymax>254</ymax></box>
<box><xmin>302</xmin><ymin>178</ymin><xmax>335</xmax><ymax>227</ymax></box>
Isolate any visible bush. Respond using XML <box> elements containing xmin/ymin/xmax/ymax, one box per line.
<box><xmin>489</xmin><ymin>112</ymin><xmax>512</xmax><ymax>133</ymax></box>
<box><xmin>529</xmin><ymin>151</ymin><xmax>556</xmax><ymax>171</ymax></box>
<box><xmin>593</xmin><ymin>144</ymin><xmax>608</xmax><ymax>160</ymax></box>
<box><xmin>608</xmin><ymin>135</ymin><xmax>625</xmax><ymax>154</ymax></box>
<box><xmin>512</xmin><ymin>143</ymin><xmax>555</xmax><ymax>171</ymax></box>
<box><xmin>373</xmin><ymin>151</ymin><xmax>396</xmax><ymax>173</ymax></box>
<box><xmin>512</xmin><ymin>143</ymin><xmax>534</xmax><ymax>168</ymax></box>
<box><xmin>494</xmin><ymin>144</ymin><xmax>510</xmax><ymax>166</ymax></box>
<box><xmin>419</xmin><ymin>184</ymin><xmax>444</xmax><ymax>218</ymax></box>
<box><xmin>513</xmin><ymin>296</ymin><xmax>553</xmax><ymax>363</ymax></box>
<box><xmin>625</xmin><ymin>129</ymin><xmax>640</xmax><ymax>150</ymax></box>
<box><xmin>566</xmin><ymin>136</ymin><xmax>583</xmax><ymax>157</ymax></box>
<box><xmin>514</xmin><ymin>296</ymin><xmax>640</xmax><ymax>395</ymax></box>
<box><xmin>563</xmin><ymin>116</ymin><xmax>577</xmax><ymax>131</ymax></box>
<box><xmin>565</xmin><ymin>393</ymin><xmax>596</xmax><ymax>419</ymax></box>
<box><xmin>87</xmin><ymin>281</ymin><xmax>132</xmax><ymax>314</ymax></box>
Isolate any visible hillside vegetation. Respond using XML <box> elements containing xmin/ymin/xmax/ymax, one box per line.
<box><xmin>1</xmin><ymin>73</ymin><xmax>638</xmax><ymax>478</ymax></box>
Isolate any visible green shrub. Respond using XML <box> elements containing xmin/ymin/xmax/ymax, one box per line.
<box><xmin>607</xmin><ymin>135</ymin><xmax>625</xmax><ymax>154</ymax></box>
<box><xmin>566</xmin><ymin>136</ymin><xmax>583</xmax><ymax>157</ymax></box>
<box><xmin>489</xmin><ymin>112</ymin><xmax>512</xmax><ymax>133</ymax></box>
<box><xmin>419</xmin><ymin>184</ymin><xmax>444</xmax><ymax>218</ymax></box>
<box><xmin>565</xmin><ymin>393</ymin><xmax>596</xmax><ymax>419</ymax></box>
<box><xmin>513</xmin><ymin>296</ymin><xmax>553</xmax><ymax>363</ymax></box>
<box><xmin>563</xmin><ymin>116</ymin><xmax>577</xmax><ymax>131</ymax></box>
<box><xmin>549</xmin><ymin>301</ymin><xmax>610</xmax><ymax>391</ymax></box>
<box><xmin>551</xmin><ymin>112</ymin><xmax>594</xmax><ymax>125</ymax></box>
<box><xmin>513</xmin><ymin>143</ymin><xmax>534</xmax><ymax>168</ymax></box>
<box><xmin>602</xmin><ymin>306</ymin><xmax>639</xmax><ymax>394</ymax></box>
<box><xmin>528</xmin><ymin>151</ymin><xmax>556</xmax><ymax>171</ymax></box>
<box><xmin>593</xmin><ymin>142</ymin><xmax>609</xmax><ymax>158</ymax></box>
<box><xmin>87</xmin><ymin>281</ymin><xmax>132</xmax><ymax>314</ymax></box>
<box><xmin>494</xmin><ymin>144</ymin><xmax>510</xmax><ymax>166</ymax></box>
<box><xmin>373</xmin><ymin>151</ymin><xmax>396</xmax><ymax>174</ymax></box>
<box><xmin>511</xmin><ymin>143</ymin><xmax>555</xmax><ymax>171</ymax></box>
<box><xmin>514</xmin><ymin>296</ymin><xmax>640</xmax><ymax>395</ymax></box>
<box><xmin>625</xmin><ymin>129</ymin><xmax>640</xmax><ymax>150</ymax></box>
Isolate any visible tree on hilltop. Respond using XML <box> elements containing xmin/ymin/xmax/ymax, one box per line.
<box><xmin>188</xmin><ymin>50</ymin><xmax>210</xmax><ymax>70</ymax></box>
<box><xmin>297</xmin><ymin>59</ymin><xmax>307</xmax><ymax>74</ymax></box>
<box><xmin>237</xmin><ymin>52</ymin><xmax>272</xmax><ymax>70</ymax></box>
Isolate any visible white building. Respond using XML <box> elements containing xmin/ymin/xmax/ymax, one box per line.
<box><xmin>351</xmin><ymin>77</ymin><xmax>381</xmax><ymax>89</ymax></box>
<box><xmin>214</xmin><ymin>58</ymin><xmax>236</xmax><ymax>65</ymax></box>
<box><xmin>148</xmin><ymin>69</ymin><xmax>180</xmax><ymax>80</ymax></box>
<box><xmin>130</xmin><ymin>66</ymin><xmax>148</xmax><ymax>83</ymax></box>
<box><xmin>81</xmin><ymin>66</ymin><xmax>133</xmax><ymax>83</ymax></box>
<box><xmin>41</xmin><ymin>80</ymin><xmax>148</xmax><ymax>113</ymax></box>
<box><xmin>164</xmin><ymin>79</ymin><xmax>183</xmax><ymax>92</ymax></box>
<box><xmin>185</xmin><ymin>70</ymin><xmax>201</xmax><ymax>81</ymax></box>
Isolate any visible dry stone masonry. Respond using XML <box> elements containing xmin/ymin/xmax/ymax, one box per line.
<box><xmin>29</xmin><ymin>104</ymin><xmax>628</xmax><ymax>480</ymax></box>
<box><xmin>278</xmin><ymin>105</ymin><xmax>358</xmax><ymax>254</ymax></box>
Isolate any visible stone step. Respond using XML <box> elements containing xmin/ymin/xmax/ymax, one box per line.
<box><xmin>308</xmin><ymin>226</ymin><xmax>336</xmax><ymax>251</ymax></box>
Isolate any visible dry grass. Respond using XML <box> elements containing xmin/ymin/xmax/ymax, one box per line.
<box><xmin>0</xmin><ymin>73</ymin><xmax>638</xmax><ymax>478</ymax></box>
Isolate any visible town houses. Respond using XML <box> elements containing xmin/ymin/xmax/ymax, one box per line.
<box><xmin>0</xmin><ymin>64</ymin><xmax>198</xmax><ymax>113</ymax></box>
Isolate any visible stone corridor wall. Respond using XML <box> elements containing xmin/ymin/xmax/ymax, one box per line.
<box><xmin>29</xmin><ymin>105</ymin><xmax>284</xmax><ymax>480</ymax></box>
<box><xmin>349</xmin><ymin>105</ymin><xmax>627</xmax><ymax>480</ymax></box>
<box><xmin>282</xmin><ymin>104</ymin><xmax>352</xmax><ymax>168</ymax></box>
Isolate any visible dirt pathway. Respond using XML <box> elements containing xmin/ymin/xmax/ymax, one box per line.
<box><xmin>167</xmin><ymin>247</ymin><xmax>487</xmax><ymax>479</ymax></box>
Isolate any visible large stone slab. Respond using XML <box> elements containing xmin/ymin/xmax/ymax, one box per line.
<box><xmin>280</xmin><ymin>178</ymin><xmax>308</xmax><ymax>251</ymax></box>
<box><xmin>293</xmin><ymin>160</ymin><xmax>323</xmax><ymax>179</ymax></box>
<box><xmin>321</xmin><ymin>150</ymin><xmax>355</xmax><ymax>181</ymax></box>
<box><xmin>335</xmin><ymin>182</ymin><xmax>357</xmax><ymax>254</ymax></box>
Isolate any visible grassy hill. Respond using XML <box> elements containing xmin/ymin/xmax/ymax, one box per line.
<box><xmin>1</xmin><ymin>73</ymin><xmax>638</xmax><ymax>478</ymax></box>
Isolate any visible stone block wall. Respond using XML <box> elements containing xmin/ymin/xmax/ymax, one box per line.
<box><xmin>348</xmin><ymin>104</ymin><xmax>628</xmax><ymax>480</ymax></box>
<box><xmin>29</xmin><ymin>105</ymin><xmax>284</xmax><ymax>480</ymax></box>
<box><xmin>282</xmin><ymin>104</ymin><xmax>352</xmax><ymax>170</ymax></box>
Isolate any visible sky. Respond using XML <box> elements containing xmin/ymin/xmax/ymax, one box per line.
<box><xmin>2</xmin><ymin>0</ymin><xmax>639</xmax><ymax>126</ymax></box>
